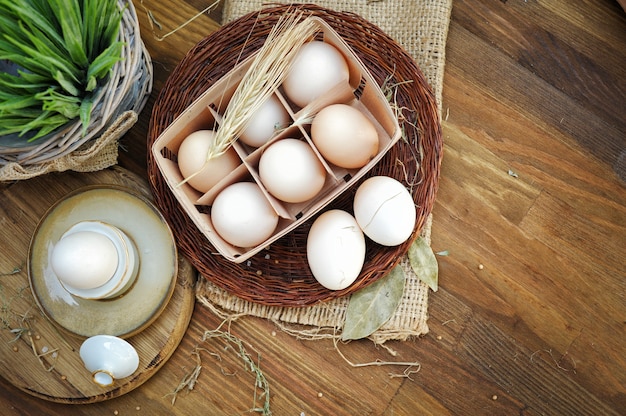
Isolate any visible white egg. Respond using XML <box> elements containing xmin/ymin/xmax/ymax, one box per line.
<box><xmin>353</xmin><ymin>176</ymin><xmax>416</xmax><ymax>246</ymax></box>
<box><xmin>211</xmin><ymin>182</ymin><xmax>279</xmax><ymax>248</ymax></box>
<box><xmin>178</xmin><ymin>130</ymin><xmax>241</xmax><ymax>193</ymax></box>
<box><xmin>306</xmin><ymin>210</ymin><xmax>365</xmax><ymax>290</ymax></box>
<box><xmin>239</xmin><ymin>94</ymin><xmax>290</xmax><ymax>147</ymax></box>
<box><xmin>311</xmin><ymin>104</ymin><xmax>379</xmax><ymax>169</ymax></box>
<box><xmin>51</xmin><ymin>231</ymin><xmax>118</xmax><ymax>290</ymax></box>
<box><xmin>259</xmin><ymin>138</ymin><xmax>326</xmax><ymax>203</ymax></box>
<box><xmin>283</xmin><ymin>41</ymin><xmax>350</xmax><ymax>108</ymax></box>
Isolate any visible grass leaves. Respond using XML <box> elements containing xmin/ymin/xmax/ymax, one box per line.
<box><xmin>0</xmin><ymin>0</ymin><xmax>124</xmax><ymax>141</ymax></box>
<box><xmin>49</xmin><ymin>0</ymin><xmax>88</xmax><ymax>68</ymax></box>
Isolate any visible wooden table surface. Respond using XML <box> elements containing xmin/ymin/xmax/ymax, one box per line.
<box><xmin>1</xmin><ymin>1</ymin><xmax>624</xmax><ymax>414</ymax></box>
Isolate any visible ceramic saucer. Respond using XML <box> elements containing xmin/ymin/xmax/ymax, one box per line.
<box><xmin>29</xmin><ymin>185</ymin><xmax>178</xmax><ymax>338</ymax></box>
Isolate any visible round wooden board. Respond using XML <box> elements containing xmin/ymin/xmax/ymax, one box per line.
<box><xmin>0</xmin><ymin>166</ymin><xmax>195</xmax><ymax>404</ymax></box>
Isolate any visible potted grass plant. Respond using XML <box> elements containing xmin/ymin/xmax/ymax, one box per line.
<box><xmin>0</xmin><ymin>0</ymin><xmax>152</xmax><ymax>179</ymax></box>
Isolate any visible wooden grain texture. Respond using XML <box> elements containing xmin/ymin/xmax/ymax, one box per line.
<box><xmin>116</xmin><ymin>0</ymin><xmax>223</xmax><ymax>177</ymax></box>
<box><xmin>1</xmin><ymin>0</ymin><xmax>624</xmax><ymax>414</ymax></box>
<box><xmin>0</xmin><ymin>167</ymin><xmax>196</xmax><ymax>404</ymax></box>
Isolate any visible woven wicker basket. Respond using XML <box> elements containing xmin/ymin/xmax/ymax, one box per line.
<box><xmin>147</xmin><ymin>4</ymin><xmax>442</xmax><ymax>307</ymax></box>
<box><xmin>0</xmin><ymin>0</ymin><xmax>152</xmax><ymax>167</ymax></box>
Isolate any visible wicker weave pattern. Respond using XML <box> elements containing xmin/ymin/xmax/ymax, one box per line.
<box><xmin>0</xmin><ymin>0</ymin><xmax>152</xmax><ymax>168</ymax></box>
<box><xmin>148</xmin><ymin>4</ymin><xmax>442</xmax><ymax>307</ymax></box>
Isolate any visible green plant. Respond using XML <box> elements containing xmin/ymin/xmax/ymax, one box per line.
<box><xmin>0</xmin><ymin>0</ymin><xmax>124</xmax><ymax>141</ymax></box>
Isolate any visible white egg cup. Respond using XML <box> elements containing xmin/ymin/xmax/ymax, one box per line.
<box><xmin>54</xmin><ymin>221</ymin><xmax>139</xmax><ymax>300</ymax></box>
<box><xmin>79</xmin><ymin>335</ymin><xmax>139</xmax><ymax>386</ymax></box>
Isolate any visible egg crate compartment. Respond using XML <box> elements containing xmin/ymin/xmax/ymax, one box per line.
<box><xmin>147</xmin><ymin>4</ymin><xmax>442</xmax><ymax>306</ymax></box>
<box><xmin>152</xmin><ymin>16</ymin><xmax>402</xmax><ymax>263</ymax></box>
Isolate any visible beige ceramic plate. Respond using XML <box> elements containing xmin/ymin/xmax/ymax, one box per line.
<box><xmin>29</xmin><ymin>185</ymin><xmax>178</xmax><ymax>338</ymax></box>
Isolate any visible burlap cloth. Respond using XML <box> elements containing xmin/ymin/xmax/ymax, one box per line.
<box><xmin>195</xmin><ymin>0</ymin><xmax>452</xmax><ymax>344</ymax></box>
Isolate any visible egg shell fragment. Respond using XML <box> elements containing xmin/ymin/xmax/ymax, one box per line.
<box><xmin>306</xmin><ymin>209</ymin><xmax>365</xmax><ymax>290</ymax></box>
<box><xmin>353</xmin><ymin>176</ymin><xmax>416</xmax><ymax>246</ymax></box>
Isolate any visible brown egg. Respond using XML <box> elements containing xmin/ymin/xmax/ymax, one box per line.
<box><xmin>177</xmin><ymin>130</ymin><xmax>240</xmax><ymax>193</ymax></box>
<box><xmin>311</xmin><ymin>104</ymin><xmax>379</xmax><ymax>169</ymax></box>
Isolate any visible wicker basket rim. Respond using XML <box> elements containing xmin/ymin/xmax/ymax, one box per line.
<box><xmin>147</xmin><ymin>4</ymin><xmax>443</xmax><ymax>307</ymax></box>
<box><xmin>0</xmin><ymin>0</ymin><xmax>153</xmax><ymax>167</ymax></box>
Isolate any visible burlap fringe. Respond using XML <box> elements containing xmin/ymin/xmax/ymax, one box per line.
<box><xmin>196</xmin><ymin>0</ymin><xmax>452</xmax><ymax>343</ymax></box>
<box><xmin>0</xmin><ymin>111</ymin><xmax>137</xmax><ymax>181</ymax></box>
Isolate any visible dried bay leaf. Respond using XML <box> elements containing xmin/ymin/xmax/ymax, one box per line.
<box><xmin>341</xmin><ymin>265</ymin><xmax>405</xmax><ymax>341</ymax></box>
<box><xmin>408</xmin><ymin>237</ymin><xmax>438</xmax><ymax>291</ymax></box>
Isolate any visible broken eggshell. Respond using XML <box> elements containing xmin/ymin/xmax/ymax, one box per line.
<box><xmin>79</xmin><ymin>335</ymin><xmax>139</xmax><ymax>386</ymax></box>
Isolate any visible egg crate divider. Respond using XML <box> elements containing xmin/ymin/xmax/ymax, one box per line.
<box><xmin>152</xmin><ymin>16</ymin><xmax>400</xmax><ymax>263</ymax></box>
<box><xmin>148</xmin><ymin>4</ymin><xmax>442</xmax><ymax>306</ymax></box>
<box><xmin>0</xmin><ymin>0</ymin><xmax>152</xmax><ymax>168</ymax></box>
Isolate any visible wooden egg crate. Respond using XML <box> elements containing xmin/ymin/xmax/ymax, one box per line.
<box><xmin>152</xmin><ymin>17</ymin><xmax>401</xmax><ymax>263</ymax></box>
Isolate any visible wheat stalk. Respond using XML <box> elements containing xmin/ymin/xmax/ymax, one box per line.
<box><xmin>210</xmin><ymin>13</ymin><xmax>317</xmax><ymax>158</ymax></box>
<box><xmin>178</xmin><ymin>12</ymin><xmax>318</xmax><ymax>187</ymax></box>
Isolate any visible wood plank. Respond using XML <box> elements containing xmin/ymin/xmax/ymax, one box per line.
<box><xmin>459</xmin><ymin>318</ymin><xmax>620</xmax><ymax>416</ymax></box>
<box><xmin>1</xmin><ymin>0</ymin><xmax>625</xmax><ymax>414</ymax></box>
<box><xmin>453</xmin><ymin>0</ymin><xmax>626</xmax><ymax>125</ymax></box>
<box><xmin>449</xmin><ymin>0</ymin><xmax>626</xmax><ymax>179</ymax></box>
<box><xmin>427</xmin><ymin>288</ymin><xmax>623</xmax><ymax>415</ymax></box>
<box><xmin>117</xmin><ymin>1</ymin><xmax>223</xmax><ymax>177</ymax></box>
<box><xmin>434</xmin><ymin>2</ymin><xmax>626</xmax><ymax>411</ymax></box>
